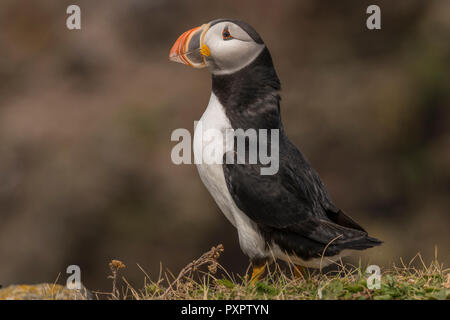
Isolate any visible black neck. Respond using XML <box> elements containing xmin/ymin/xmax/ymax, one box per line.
<box><xmin>211</xmin><ymin>48</ymin><xmax>282</xmax><ymax>130</ymax></box>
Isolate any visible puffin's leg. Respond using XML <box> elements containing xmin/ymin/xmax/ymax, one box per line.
<box><xmin>293</xmin><ymin>264</ymin><xmax>307</xmax><ymax>279</ymax></box>
<box><xmin>250</xmin><ymin>258</ymin><xmax>267</xmax><ymax>285</ymax></box>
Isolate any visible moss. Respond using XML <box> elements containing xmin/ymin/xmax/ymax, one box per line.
<box><xmin>0</xmin><ymin>284</ymin><xmax>88</xmax><ymax>300</ymax></box>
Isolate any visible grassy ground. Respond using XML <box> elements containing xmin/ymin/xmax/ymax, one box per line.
<box><xmin>101</xmin><ymin>245</ymin><xmax>449</xmax><ymax>300</ymax></box>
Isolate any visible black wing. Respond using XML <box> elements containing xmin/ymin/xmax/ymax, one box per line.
<box><xmin>223</xmin><ymin>134</ymin><xmax>381</xmax><ymax>258</ymax></box>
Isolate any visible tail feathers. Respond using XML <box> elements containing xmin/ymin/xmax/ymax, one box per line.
<box><xmin>325</xmin><ymin>209</ymin><xmax>367</xmax><ymax>233</ymax></box>
<box><xmin>340</xmin><ymin>235</ymin><xmax>383</xmax><ymax>251</ymax></box>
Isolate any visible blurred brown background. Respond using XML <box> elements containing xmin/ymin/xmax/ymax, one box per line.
<box><xmin>0</xmin><ymin>0</ymin><xmax>449</xmax><ymax>291</ymax></box>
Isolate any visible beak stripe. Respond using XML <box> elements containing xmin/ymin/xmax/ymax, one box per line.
<box><xmin>169</xmin><ymin>23</ymin><xmax>210</xmax><ymax>68</ymax></box>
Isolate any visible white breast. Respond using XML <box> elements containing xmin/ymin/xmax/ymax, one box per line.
<box><xmin>192</xmin><ymin>94</ymin><xmax>345</xmax><ymax>267</ymax></box>
<box><xmin>193</xmin><ymin>93</ymin><xmax>266</xmax><ymax>259</ymax></box>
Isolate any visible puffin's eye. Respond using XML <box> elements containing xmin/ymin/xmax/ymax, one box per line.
<box><xmin>222</xmin><ymin>27</ymin><xmax>233</xmax><ymax>40</ymax></box>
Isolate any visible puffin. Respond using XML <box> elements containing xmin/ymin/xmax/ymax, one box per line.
<box><xmin>169</xmin><ymin>19</ymin><xmax>382</xmax><ymax>283</ymax></box>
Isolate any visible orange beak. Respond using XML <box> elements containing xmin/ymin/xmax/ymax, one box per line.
<box><xmin>169</xmin><ymin>24</ymin><xmax>210</xmax><ymax>68</ymax></box>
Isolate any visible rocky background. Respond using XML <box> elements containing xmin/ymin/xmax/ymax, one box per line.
<box><xmin>0</xmin><ymin>0</ymin><xmax>449</xmax><ymax>292</ymax></box>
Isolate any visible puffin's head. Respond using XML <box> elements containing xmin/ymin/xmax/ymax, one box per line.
<box><xmin>169</xmin><ymin>19</ymin><xmax>265</xmax><ymax>75</ymax></box>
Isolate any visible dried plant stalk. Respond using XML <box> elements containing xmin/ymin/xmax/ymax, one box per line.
<box><xmin>161</xmin><ymin>244</ymin><xmax>224</xmax><ymax>298</ymax></box>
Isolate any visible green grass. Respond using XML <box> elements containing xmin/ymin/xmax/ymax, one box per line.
<box><xmin>102</xmin><ymin>245</ymin><xmax>449</xmax><ymax>300</ymax></box>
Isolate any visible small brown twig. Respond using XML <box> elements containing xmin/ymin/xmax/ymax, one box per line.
<box><xmin>161</xmin><ymin>244</ymin><xmax>224</xmax><ymax>299</ymax></box>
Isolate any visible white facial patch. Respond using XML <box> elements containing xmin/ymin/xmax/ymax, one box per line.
<box><xmin>203</xmin><ymin>22</ymin><xmax>265</xmax><ymax>75</ymax></box>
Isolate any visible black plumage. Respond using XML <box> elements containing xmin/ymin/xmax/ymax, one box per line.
<box><xmin>213</xmin><ymin>37</ymin><xmax>382</xmax><ymax>262</ymax></box>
